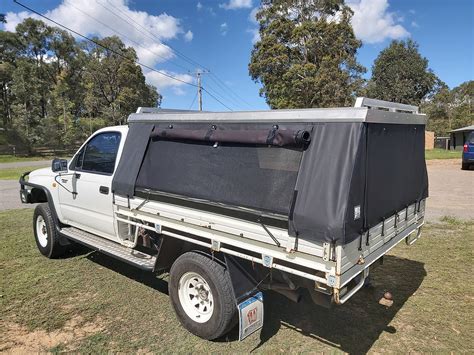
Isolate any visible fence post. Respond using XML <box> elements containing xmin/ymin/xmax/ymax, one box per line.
<box><xmin>12</xmin><ymin>146</ymin><xmax>16</xmax><ymax>156</ymax></box>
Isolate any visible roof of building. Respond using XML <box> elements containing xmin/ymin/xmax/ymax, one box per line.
<box><xmin>450</xmin><ymin>125</ymin><xmax>474</xmax><ymax>133</ymax></box>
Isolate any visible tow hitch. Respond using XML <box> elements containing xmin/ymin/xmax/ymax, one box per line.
<box><xmin>379</xmin><ymin>291</ymin><xmax>394</xmax><ymax>307</ymax></box>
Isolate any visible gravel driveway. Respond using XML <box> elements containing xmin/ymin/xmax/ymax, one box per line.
<box><xmin>424</xmin><ymin>159</ymin><xmax>473</xmax><ymax>221</ymax></box>
<box><xmin>0</xmin><ymin>160</ymin><xmax>51</xmax><ymax>169</ymax></box>
<box><xmin>1</xmin><ymin>159</ymin><xmax>473</xmax><ymax>220</ymax></box>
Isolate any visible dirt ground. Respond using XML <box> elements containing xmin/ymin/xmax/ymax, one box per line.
<box><xmin>425</xmin><ymin>159</ymin><xmax>473</xmax><ymax>221</ymax></box>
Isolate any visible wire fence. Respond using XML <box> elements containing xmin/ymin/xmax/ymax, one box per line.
<box><xmin>0</xmin><ymin>145</ymin><xmax>80</xmax><ymax>157</ymax></box>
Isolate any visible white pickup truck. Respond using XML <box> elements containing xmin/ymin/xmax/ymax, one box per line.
<box><xmin>19</xmin><ymin>98</ymin><xmax>427</xmax><ymax>341</ymax></box>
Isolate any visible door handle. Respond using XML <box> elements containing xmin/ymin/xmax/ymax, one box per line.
<box><xmin>99</xmin><ymin>186</ymin><xmax>109</xmax><ymax>195</ymax></box>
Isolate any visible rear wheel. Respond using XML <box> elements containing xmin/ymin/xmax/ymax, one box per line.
<box><xmin>169</xmin><ymin>252</ymin><xmax>237</xmax><ymax>340</ymax></box>
<box><xmin>461</xmin><ymin>162</ymin><xmax>470</xmax><ymax>170</ymax></box>
<box><xmin>33</xmin><ymin>203</ymin><xmax>65</xmax><ymax>258</ymax></box>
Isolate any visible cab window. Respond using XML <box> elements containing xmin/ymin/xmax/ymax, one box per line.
<box><xmin>74</xmin><ymin>132</ymin><xmax>121</xmax><ymax>174</ymax></box>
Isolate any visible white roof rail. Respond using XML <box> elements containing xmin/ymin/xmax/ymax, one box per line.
<box><xmin>354</xmin><ymin>97</ymin><xmax>419</xmax><ymax>114</ymax></box>
<box><xmin>136</xmin><ymin>107</ymin><xmax>202</xmax><ymax>114</ymax></box>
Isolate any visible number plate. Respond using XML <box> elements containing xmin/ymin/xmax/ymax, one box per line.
<box><xmin>238</xmin><ymin>292</ymin><xmax>264</xmax><ymax>341</ymax></box>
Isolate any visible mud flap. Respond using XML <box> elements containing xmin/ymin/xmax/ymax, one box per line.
<box><xmin>238</xmin><ymin>292</ymin><xmax>264</xmax><ymax>340</ymax></box>
<box><xmin>224</xmin><ymin>254</ymin><xmax>260</xmax><ymax>302</ymax></box>
<box><xmin>224</xmin><ymin>254</ymin><xmax>266</xmax><ymax>340</ymax></box>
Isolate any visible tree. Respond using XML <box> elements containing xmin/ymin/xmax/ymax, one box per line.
<box><xmin>1</xmin><ymin>18</ymin><xmax>162</xmax><ymax>149</ymax></box>
<box><xmin>0</xmin><ymin>30</ymin><xmax>23</xmax><ymax>127</ymax></box>
<box><xmin>249</xmin><ymin>0</ymin><xmax>365</xmax><ymax>109</ymax></box>
<box><xmin>83</xmin><ymin>36</ymin><xmax>161</xmax><ymax>125</ymax></box>
<box><xmin>423</xmin><ymin>80</ymin><xmax>473</xmax><ymax>136</ymax></box>
<box><xmin>367</xmin><ymin>39</ymin><xmax>438</xmax><ymax>105</ymax></box>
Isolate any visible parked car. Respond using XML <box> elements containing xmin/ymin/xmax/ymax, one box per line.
<box><xmin>19</xmin><ymin>97</ymin><xmax>428</xmax><ymax>341</ymax></box>
<box><xmin>462</xmin><ymin>131</ymin><xmax>474</xmax><ymax>170</ymax></box>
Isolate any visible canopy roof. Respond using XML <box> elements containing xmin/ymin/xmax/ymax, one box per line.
<box><xmin>450</xmin><ymin>125</ymin><xmax>474</xmax><ymax>133</ymax></box>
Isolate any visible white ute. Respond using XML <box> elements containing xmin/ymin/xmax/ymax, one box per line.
<box><xmin>19</xmin><ymin>98</ymin><xmax>427</xmax><ymax>340</ymax></box>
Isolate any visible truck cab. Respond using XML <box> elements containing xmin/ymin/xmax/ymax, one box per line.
<box><xmin>22</xmin><ymin>126</ymin><xmax>128</xmax><ymax>241</ymax></box>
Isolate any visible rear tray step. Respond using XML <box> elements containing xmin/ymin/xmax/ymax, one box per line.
<box><xmin>60</xmin><ymin>227</ymin><xmax>156</xmax><ymax>271</ymax></box>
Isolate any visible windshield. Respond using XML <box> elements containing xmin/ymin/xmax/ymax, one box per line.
<box><xmin>468</xmin><ymin>132</ymin><xmax>474</xmax><ymax>144</ymax></box>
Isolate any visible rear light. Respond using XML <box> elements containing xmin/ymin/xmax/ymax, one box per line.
<box><xmin>464</xmin><ymin>144</ymin><xmax>468</xmax><ymax>152</ymax></box>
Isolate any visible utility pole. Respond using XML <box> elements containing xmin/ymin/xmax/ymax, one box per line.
<box><xmin>197</xmin><ymin>72</ymin><xmax>203</xmax><ymax>111</ymax></box>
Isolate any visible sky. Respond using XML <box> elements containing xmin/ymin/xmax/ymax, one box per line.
<box><xmin>1</xmin><ymin>0</ymin><xmax>473</xmax><ymax>111</ymax></box>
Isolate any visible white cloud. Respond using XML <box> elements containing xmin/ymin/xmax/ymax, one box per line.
<box><xmin>220</xmin><ymin>0</ymin><xmax>253</xmax><ymax>10</ymax></box>
<box><xmin>247</xmin><ymin>28</ymin><xmax>260</xmax><ymax>43</ymax></box>
<box><xmin>5</xmin><ymin>0</ymin><xmax>192</xmax><ymax>90</ymax></box>
<box><xmin>247</xmin><ymin>7</ymin><xmax>260</xmax><ymax>43</ymax></box>
<box><xmin>184</xmin><ymin>30</ymin><xmax>193</xmax><ymax>42</ymax></box>
<box><xmin>347</xmin><ymin>0</ymin><xmax>409</xmax><ymax>43</ymax></box>
<box><xmin>220</xmin><ymin>22</ymin><xmax>228</xmax><ymax>36</ymax></box>
<box><xmin>145</xmin><ymin>70</ymin><xmax>194</xmax><ymax>91</ymax></box>
<box><xmin>196</xmin><ymin>2</ymin><xmax>216</xmax><ymax>16</ymax></box>
<box><xmin>249</xmin><ymin>7</ymin><xmax>259</xmax><ymax>24</ymax></box>
<box><xmin>4</xmin><ymin>11</ymin><xmax>39</xmax><ymax>31</ymax></box>
<box><xmin>411</xmin><ymin>21</ymin><xmax>419</xmax><ymax>28</ymax></box>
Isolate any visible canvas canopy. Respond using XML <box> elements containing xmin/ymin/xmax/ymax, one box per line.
<box><xmin>112</xmin><ymin>107</ymin><xmax>428</xmax><ymax>245</ymax></box>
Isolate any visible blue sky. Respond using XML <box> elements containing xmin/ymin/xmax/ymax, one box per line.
<box><xmin>2</xmin><ymin>0</ymin><xmax>473</xmax><ymax>111</ymax></box>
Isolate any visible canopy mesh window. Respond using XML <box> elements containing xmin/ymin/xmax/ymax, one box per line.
<box><xmin>136</xmin><ymin>140</ymin><xmax>303</xmax><ymax>215</ymax></box>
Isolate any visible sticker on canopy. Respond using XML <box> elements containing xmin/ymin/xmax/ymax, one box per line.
<box><xmin>238</xmin><ymin>291</ymin><xmax>264</xmax><ymax>341</ymax></box>
<box><xmin>354</xmin><ymin>205</ymin><xmax>361</xmax><ymax>220</ymax></box>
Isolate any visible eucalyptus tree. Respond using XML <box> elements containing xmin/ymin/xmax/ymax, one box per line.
<box><xmin>249</xmin><ymin>0</ymin><xmax>365</xmax><ymax>109</ymax></box>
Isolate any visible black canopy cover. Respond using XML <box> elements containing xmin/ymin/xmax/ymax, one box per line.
<box><xmin>112</xmin><ymin>120</ymin><xmax>428</xmax><ymax>245</ymax></box>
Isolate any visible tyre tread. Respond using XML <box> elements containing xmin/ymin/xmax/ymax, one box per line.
<box><xmin>169</xmin><ymin>252</ymin><xmax>237</xmax><ymax>340</ymax></box>
<box><xmin>33</xmin><ymin>203</ymin><xmax>65</xmax><ymax>258</ymax></box>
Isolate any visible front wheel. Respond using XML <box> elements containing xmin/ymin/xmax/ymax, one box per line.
<box><xmin>33</xmin><ymin>203</ymin><xmax>65</xmax><ymax>258</ymax></box>
<box><xmin>169</xmin><ymin>252</ymin><xmax>237</xmax><ymax>340</ymax></box>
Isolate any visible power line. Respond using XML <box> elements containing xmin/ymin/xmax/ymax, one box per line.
<box><xmin>94</xmin><ymin>0</ymin><xmax>194</xmax><ymax>73</ymax></box>
<box><xmin>13</xmin><ymin>0</ymin><xmax>197</xmax><ymax>88</ymax></box>
<box><xmin>98</xmin><ymin>0</ymin><xmax>248</xmax><ymax>110</ymax></box>
<box><xmin>66</xmin><ymin>0</ymin><xmax>191</xmax><ymax>73</ymax></box>
<box><xmin>102</xmin><ymin>0</ymin><xmax>210</xmax><ymax>72</ymax></box>
<box><xmin>206</xmin><ymin>76</ymin><xmax>243</xmax><ymax>109</ymax></box>
<box><xmin>188</xmin><ymin>91</ymin><xmax>198</xmax><ymax>110</ymax></box>
<box><xmin>68</xmin><ymin>1</ymin><xmax>237</xmax><ymax>112</ymax></box>
<box><xmin>202</xmin><ymin>87</ymin><xmax>233</xmax><ymax>111</ymax></box>
<box><xmin>13</xmin><ymin>0</ymin><xmax>235</xmax><ymax>111</ymax></box>
<box><xmin>203</xmin><ymin>81</ymin><xmax>237</xmax><ymax>110</ymax></box>
<box><xmin>209</xmin><ymin>73</ymin><xmax>253</xmax><ymax>108</ymax></box>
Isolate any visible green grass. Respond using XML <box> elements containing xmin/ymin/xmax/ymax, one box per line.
<box><xmin>0</xmin><ymin>209</ymin><xmax>472</xmax><ymax>353</ymax></box>
<box><xmin>0</xmin><ymin>155</ymin><xmax>51</xmax><ymax>163</ymax></box>
<box><xmin>425</xmin><ymin>148</ymin><xmax>461</xmax><ymax>160</ymax></box>
<box><xmin>0</xmin><ymin>166</ymin><xmax>48</xmax><ymax>180</ymax></box>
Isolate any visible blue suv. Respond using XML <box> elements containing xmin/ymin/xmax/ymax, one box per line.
<box><xmin>462</xmin><ymin>132</ymin><xmax>474</xmax><ymax>170</ymax></box>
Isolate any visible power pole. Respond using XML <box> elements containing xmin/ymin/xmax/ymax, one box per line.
<box><xmin>197</xmin><ymin>72</ymin><xmax>203</xmax><ymax>111</ymax></box>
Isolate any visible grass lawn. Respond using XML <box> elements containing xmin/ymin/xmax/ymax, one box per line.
<box><xmin>425</xmin><ymin>148</ymin><xmax>461</xmax><ymax>160</ymax></box>
<box><xmin>0</xmin><ymin>166</ymin><xmax>48</xmax><ymax>180</ymax></box>
<box><xmin>0</xmin><ymin>208</ymin><xmax>472</xmax><ymax>353</ymax></box>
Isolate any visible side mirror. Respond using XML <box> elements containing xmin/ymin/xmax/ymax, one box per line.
<box><xmin>52</xmin><ymin>158</ymin><xmax>68</xmax><ymax>173</ymax></box>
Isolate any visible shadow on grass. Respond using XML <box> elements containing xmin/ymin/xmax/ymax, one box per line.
<box><xmin>62</xmin><ymin>245</ymin><xmax>169</xmax><ymax>295</ymax></box>
<box><xmin>249</xmin><ymin>255</ymin><xmax>426</xmax><ymax>353</ymax></box>
<box><xmin>65</xmin><ymin>246</ymin><xmax>425</xmax><ymax>353</ymax></box>
<box><xmin>87</xmin><ymin>251</ymin><xmax>169</xmax><ymax>295</ymax></box>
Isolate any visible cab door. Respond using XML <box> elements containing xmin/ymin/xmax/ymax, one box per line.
<box><xmin>58</xmin><ymin>131</ymin><xmax>122</xmax><ymax>240</ymax></box>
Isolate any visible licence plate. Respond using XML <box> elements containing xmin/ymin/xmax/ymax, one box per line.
<box><xmin>238</xmin><ymin>292</ymin><xmax>264</xmax><ymax>340</ymax></box>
